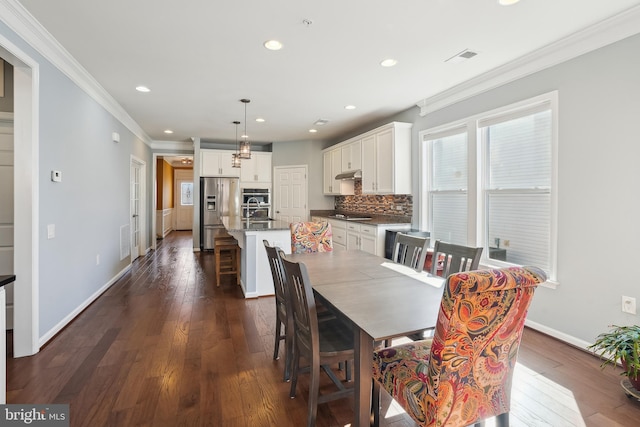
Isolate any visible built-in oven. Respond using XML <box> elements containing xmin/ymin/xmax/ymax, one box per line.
<box><xmin>242</xmin><ymin>188</ymin><xmax>271</xmax><ymax>219</ymax></box>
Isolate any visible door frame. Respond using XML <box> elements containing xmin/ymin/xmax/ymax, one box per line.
<box><xmin>0</xmin><ymin>34</ymin><xmax>40</xmax><ymax>356</ymax></box>
<box><xmin>130</xmin><ymin>155</ymin><xmax>146</xmax><ymax>263</ymax></box>
<box><xmin>174</xmin><ymin>168</ymin><xmax>194</xmax><ymax>231</ymax></box>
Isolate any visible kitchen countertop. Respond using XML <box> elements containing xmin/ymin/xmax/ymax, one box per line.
<box><xmin>310</xmin><ymin>210</ymin><xmax>411</xmax><ymax>226</ymax></box>
<box><xmin>223</xmin><ymin>216</ymin><xmax>291</xmax><ymax>232</ymax></box>
<box><xmin>0</xmin><ymin>275</ymin><xmax>15</xmax><ymax>288</ymax></box>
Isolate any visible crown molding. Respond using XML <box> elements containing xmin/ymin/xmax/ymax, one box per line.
<box><xmin>417</xmin><ymin>5</ymin><xmax>640</xmax><ymax>116</ymax></box>
<box><xmin>0</xmin><ymin>0</ymin><xmax>152</xmax><ymax>146</ymax></box>
<box><xmin>149</xmin><ymin>140</ymin><xmax>194</xmax><ymax>151</ymax></box>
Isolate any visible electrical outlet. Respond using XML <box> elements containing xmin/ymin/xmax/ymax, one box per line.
<box><xmin>503</xmin><ymin>240</ymin><xmax>510</xmax><ymax>247</ymax></box>
<box><xmin>622</xmin><ymin>296</ymin><xmax>636</xmax><ymax>315</ymax></box>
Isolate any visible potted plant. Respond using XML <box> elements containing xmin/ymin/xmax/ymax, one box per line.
<box><xmin>588</xmin><ymin>324</ymin><xmax>640</xmax><ymax>391</ymax></box>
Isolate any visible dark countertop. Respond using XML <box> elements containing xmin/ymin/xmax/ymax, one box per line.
<box><xmin>310</xmin><ymin>210</ymin><xmax>411</xmax><ymax>226</ymax></box>
<box><xmin>0</xmin><ymin>275</ymin><xmax>16</xmax><ymax>288</ymax></box>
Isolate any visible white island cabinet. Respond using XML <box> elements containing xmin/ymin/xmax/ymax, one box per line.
<box><xmin>223</xmin><ymin>216</ymin><xmax>291</xmax><ymax>298</ymax></box>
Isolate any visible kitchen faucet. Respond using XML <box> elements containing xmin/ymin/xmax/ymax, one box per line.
<box><xmin>245</xmin><ymin>197</ymin><xmax>261</xmax><ymax>219</ymax></box>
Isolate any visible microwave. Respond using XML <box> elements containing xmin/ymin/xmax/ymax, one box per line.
<box><xmin>242</xmin><ymin>188</ymin><xmax>270</xmax><ymax>206</ymax></box>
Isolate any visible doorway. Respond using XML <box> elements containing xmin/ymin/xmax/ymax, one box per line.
<box><xmin>0</xmin><ymin>43</ymin><xmax>39</xmax><ymax>357</ymax></box>
<box><xmin>175</xmin><ymin>169</ymin><xmax>194</xmax><ymax>230</ymax></box>
<box><xmin>130</xmin><ymin>156</ymin><xmax>146</xmax><ymax>263</ymax></box>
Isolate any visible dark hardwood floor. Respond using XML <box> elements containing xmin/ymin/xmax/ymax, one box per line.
<box><xmin>7</xmin><ymin>231</ymin><xmax>640</xmax><ymax>426</ymax></box>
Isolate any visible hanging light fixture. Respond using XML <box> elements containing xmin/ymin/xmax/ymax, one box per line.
<box><xmin>231</xmin><ymin>121</ymin><xmax>242</xmax><ymax>168</ymax></box>
<box><xmin>238</xmin><ymin>98</ymin><xmax>252</xmax><ymax>159</ymax></box>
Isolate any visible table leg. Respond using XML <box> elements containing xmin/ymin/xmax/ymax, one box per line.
<box><xmin>354</xmin><ymin>327</ymin><xmax>374</xmax><ymax>427</ymax></box>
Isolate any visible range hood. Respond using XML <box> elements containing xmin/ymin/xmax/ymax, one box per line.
<box><xmin>335</xmin><ymin>170</ymin><xmax>362</xmax><ymax>180</ymax></box>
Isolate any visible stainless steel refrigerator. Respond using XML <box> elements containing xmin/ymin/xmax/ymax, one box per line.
<box><xmin>200</xmin><ymin>176</ymin><xmax>240</xmax><ymax>250</ymax></box>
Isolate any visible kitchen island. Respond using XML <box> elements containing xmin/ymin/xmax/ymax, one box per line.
<box><xmin>222</xmin><ymin>216</ymin><xmax>291</xmax><ymax>298</ymax></box>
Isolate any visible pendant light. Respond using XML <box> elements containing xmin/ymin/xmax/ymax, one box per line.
<box><xmin>238</xmin><ymin>98</ymin><xmax>252</xmax><ymax>159</ymax></box>
<box><xmin>231</xmin><ymin>121</ymin><xmax>242</xmax><ymax>168</ymax></box>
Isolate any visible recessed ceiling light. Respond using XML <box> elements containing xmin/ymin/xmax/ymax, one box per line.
<box><xmin>309</xmin><ymin>129</ymin><xmax>317</xmax><ymax>133</ymax></box>
<box><xmin>264</xmin><ymin>40</ymin><xmax>283</xmax><ymax>51</ymax></box>
<box><xmin>164</xmin><ymin>129</ymin><xmax>173</xmax><ymax>134</ymax></box>
<box><xmin>135</xmin><ymin>85</ymin><xmax>150</xmax><ymax>92</ymax></box>
<box><xmin>380</xmin><ymin>59</ymin><xmax>397</xmax><ymax>67</ymax></box>
<box><xmin>314</xmin><ymin>119</ymin><xmax>329</xmax><ymax>126</ymax></box>
<box><xmin>344</xmin><ymin>105</ymin><xmax>356</xmax><ymax>110</ymax></box>
<box><xmin>255</xmin><ymin>117</ymin><xmax>265</xmax><ymax>123</ymax></box>
<box><xmin>498</xmin><ymin>0</ymin><xmax>520</xmax><ymax>5</ymax></box>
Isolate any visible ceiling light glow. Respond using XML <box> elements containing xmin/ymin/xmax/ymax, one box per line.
<box><xmin>344</xmin><ymin>105</ymin><xmax>356</xmax><ymax>110</ymax></box>
<box><xmin>309</xmin><ymin>129</ymin><xmax>317</xmax><ymax>133</ymax></box>
<box><xmin>380</xmin><ymin>59</ymin><xmax>397</xmax><ymax>67</ymax></box>
<box><xmin>255</xmin><ymin>117</ymin><xmax>265</xmax><ymax>123</ymax></box>
<box><xmin>498</xmin><ymin>0</ymin><xmax>520</xmax><ymax>5</ymax></box>
<box><xmin>135</xmin><ymin>85</ymin><xmax>150</xmax><ymax>92</ymax></box>
<box><xmin>264</xmin><ymin>40</ymin><xmax>283</xmax><ymax>50</ymax></box>
<box><xmin>164</xmin><ymin>129</ymin><xmax>173</xmax><ymax>134</ymax></box>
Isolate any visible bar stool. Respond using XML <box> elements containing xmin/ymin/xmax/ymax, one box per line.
<box><xmin>214</xmin><ymin>236</ymin><xmax>241</xmax><ymax>287</ymax></box>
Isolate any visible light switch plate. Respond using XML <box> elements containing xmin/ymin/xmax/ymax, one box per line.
<box><xmin>47</xmin><ymin>224</ymin><xmax>55</xmax><ymax>239</ymax></box>
<box><xmin>51</xmin><ymin>170</ymin><xmax>62</xmax><ymax>182</ymax></box>
<box><xmin>622</xmin><ymin>296</ymin><xmax>636</xmax><ymax>315</ymax></box>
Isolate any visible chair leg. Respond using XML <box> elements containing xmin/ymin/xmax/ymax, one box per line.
<box><xmin>372</xmin><ymin>379</ymin><xmax>381</xmax><ymax>427</ymax></box>
<box><xmin>289</xmin><ymin>347</ymin><xmax>300</xmax><ymax>399</ymax></box>
<box><xmin>496</xmin><ymin>412</ymin><xmax>509</xmax><ymax>427</ymax></box>
<box><xmin>215</xmin><ymin>248</ymin><xmax>221</xmax><ymax>287</ymax></box>
<box><xmin>307</xmin><ymin>360</ymin><xmax>321</xmax><ymax>427</ymax></box>
<box><xmin>273</xmin><ymin>319</ymin><xmax>282</xmax><ymax>361</ymax></box>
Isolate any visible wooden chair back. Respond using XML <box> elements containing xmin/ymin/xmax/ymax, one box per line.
<box><xmin>392</xmin><ymin>233</ymin><xmax>430</xmax><ymax>272</ymax></box>
<box><xmin>431</xmin><ymin>240</ymin><xmax>483</xmax><ymax>277</ymax></box>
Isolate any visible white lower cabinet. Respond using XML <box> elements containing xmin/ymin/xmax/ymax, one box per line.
<box><xmin>347</xmin><ymin>223</ymin><xmax>378</xmax><ymax>255</ymax></box>
<box><xmin>328</xmin><ymin>219</ymin><xmax>346</xmax><ymax>250</ymax></box>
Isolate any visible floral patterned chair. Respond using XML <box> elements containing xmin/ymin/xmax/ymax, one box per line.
<box><xmin>372</xmin><ymin>266</ymin><xmax>547</xmax><ymax>427</ymax></box>
<box><xmin>290</xmin><ymin>221</ymin><xmax>333</xmax><ymax>254</ymax></box>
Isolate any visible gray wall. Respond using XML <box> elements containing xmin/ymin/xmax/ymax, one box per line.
<box><xmin>272</xmin><ymin>140</ymin><xmax>334</xmax><ymax>210</ymax></box>
<box><xmin>0</xmin><ymin>20</ymin><xmax>153</xmax><ymax>340</ymax></box>
<box><xmin>407</xmin><ymin>33</ymin><xmax>640</xmax><ymax>345</ymax></box>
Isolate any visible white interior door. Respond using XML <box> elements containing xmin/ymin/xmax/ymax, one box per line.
<box><xmin>274</xmin><ymin>165</ymin><xmax>307</xmax><ymax>223</ymax></box>
<box><xmin>130</xmin><ymin>158</ymin><xmax>146</xmax><ymax>262</ymax></box>
<box><xmin>0</xmin><ymin>115</ymin><xmax>14</xmax><ymax>329</ymax></box>
<box><xmin>175</xmin><ymin>169</ymin><xmax>194</xmax><ymax>230</ymax></box>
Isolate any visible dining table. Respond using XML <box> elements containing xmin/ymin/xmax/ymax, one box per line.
<box><xmin>286</xmin><ymin>249</ymin><xmax>445</xmax><ymax>427</ymax></box>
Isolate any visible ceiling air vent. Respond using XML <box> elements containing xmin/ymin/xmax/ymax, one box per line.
<box><xmin>445</xmin><ymin>49</ymin><xmax>479</xmax><ymax>64</ymax></box>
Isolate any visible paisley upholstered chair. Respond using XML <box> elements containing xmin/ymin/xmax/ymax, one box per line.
<box><xmin>372</xmin><ymin>266</ymin><xmax>547</xmax><ymax>427</ymax></box>
<box><xmin>290</xmin><ymin>221</ymin><xmax>333</xmax><ymax>254</ymax></box>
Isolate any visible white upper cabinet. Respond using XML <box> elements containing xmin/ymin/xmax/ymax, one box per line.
<box><xmin>361</xmin><ymin>122</ymin><xmax>412</xmax><ymax>195</ymax></box>
<box><xmin>240</xmin><ymin>152</ymin><xmax>272</xmax><ymax>185</ymax></box>
<box><xmin>323</xmin><ymin>148</ymin><xmax>354</xmax><ymax>195</ymax></box>
<box><xmin>201</xmin><ymin>150</ymin><xmax>240</xmax><ymax>177</ymax></box>
<box><xmin>341</xmin><ymin>139</ymin><xmax>362</xmax><ymax>172</ymax></box>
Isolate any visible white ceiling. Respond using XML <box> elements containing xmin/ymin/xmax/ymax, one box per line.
<box><xmin>15</xmin><ymin>0</ymin><xmax>640</xmax><ymax>145</ymax></box>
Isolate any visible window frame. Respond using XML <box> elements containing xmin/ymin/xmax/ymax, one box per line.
<box><xmin>419</xmin><ymin>91</ymin><xmax>558</xmax><ymax>286</ymax></box>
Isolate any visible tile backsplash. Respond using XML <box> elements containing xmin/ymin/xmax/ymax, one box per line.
<box><xmin>335</xmin><ymin>180</ymin><xmax>412</xmax><ymax>217</ymax></box>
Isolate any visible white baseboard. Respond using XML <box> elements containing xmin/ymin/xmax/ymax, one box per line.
<box><xmin>39</xmin><ymin>264</ymin><xmax>132</xmax><ymax>347</ymax></box>
<box><xmin>525</xmin><ymin>319</ymin><xmax>592</xmax><ymax>350</ymax></box>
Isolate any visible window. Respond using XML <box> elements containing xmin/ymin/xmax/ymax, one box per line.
<box><xmin>181</xmin><ymin>182</ymin><xmax>193</xmax><ymax>206</ymax></box>
<box><xmin>420</xmin><ymin>92</ymin><xmax>557</xmax><ymax>282</ymax></box>
<box><xmin>427</xmin><ymin>129</ymin><xmax>468</xmax><ymax>245</ymax></box>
